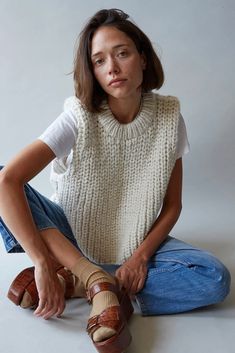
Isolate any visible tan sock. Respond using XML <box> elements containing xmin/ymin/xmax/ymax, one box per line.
<box><xmin>71</xmin><ymin>257</ymin><xmax>120</xmax><ymax>342</ymax></box>
<box><xmin>20</xmin><ymin>291</ymin><xmax>35</xmax><ymax>308</ymax></box>
<box><xmin>58</xmin><ymin>268</ymin><xmax>86</xmax><ymax>298</ymax></box>
<box><xmin>20</xmin><ymin>269</ymin><xmax>86</xmax><ymax>308</ymax></box>
<box><xmin>70</xmin><ymin>274</ymin><xmax>86</xmax><ymax>298</ymax></box>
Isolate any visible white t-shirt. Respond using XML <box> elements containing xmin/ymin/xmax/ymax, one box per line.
<box><xmin>38</xmin><ymin>110</ymin><xmax>190</xmax><ymax>160</ymax></box>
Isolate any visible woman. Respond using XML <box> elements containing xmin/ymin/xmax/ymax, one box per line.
<box><xmin>0</xmin><ymin>8</ymin><xmax>231</xmax><ymax>353</ymax></box>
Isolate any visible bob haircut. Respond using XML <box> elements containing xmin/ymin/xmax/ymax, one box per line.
<box><xmin>73</xmin><ymin>8</ymin><xmax>164</xmax><ymax>113</ymax></box>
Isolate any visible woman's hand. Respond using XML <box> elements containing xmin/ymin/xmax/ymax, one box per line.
<box><xmin>115</xmin><ymin>254</ymin><xmax>148</xmax><ymax>295</ymax></box>
<box><xmin>33</xmin><ymin>262</ymin><xmax>65</xmax><ymax>320</ymax></box>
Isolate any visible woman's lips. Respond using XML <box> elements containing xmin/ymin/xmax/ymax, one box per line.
<box><xmin>109</xmin><ymin>79</ymin><xmax>127</xmax><ymax>87</ymax></box>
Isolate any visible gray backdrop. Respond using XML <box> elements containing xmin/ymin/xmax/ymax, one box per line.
<box><xmin>0</xmin><ymin>0</ymin><xmax>234</xmax><ymax>260</ymax></box>
<box><xmin>0</xmin><ymin>2</ymin><xmax>234</xmax><ymax>352</ymax></box>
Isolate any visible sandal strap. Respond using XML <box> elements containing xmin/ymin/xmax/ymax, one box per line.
<box><xmin>86</xmin><ymin>305</ymin><xmax>124</xmax><ymax>337</ymax></box>
<box><xmin>8</xmin><ymin>265</ymin><xmax>75</xmax><ymax>306</ymax></box>
<box><xmin>56</xmin><ymin>267</ymin><xmax>74</xmax><ymax>298</ymax></box>
<box><xmin>7</xmin><ymin>267</ymin><xmax>36</xmax><ymax>305</ymax></box>
<box><xmin>86</xmin><ymin>280</ymin><xmax>119</xmax><ymax>304</ymax></box>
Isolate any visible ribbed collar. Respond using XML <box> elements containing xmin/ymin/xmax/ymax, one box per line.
<box><xmin>97</xmin><ymin>91</ymin><xmax>155</xmax><ymax>140</ymax></box>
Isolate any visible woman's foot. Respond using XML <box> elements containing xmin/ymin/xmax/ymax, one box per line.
<box><xmin>7</xmin><ymin>265</ymin><xmax>86</xmax><ymax>308</ymax></box>
<box><xmin>71</xmin><ymin>257</ymin><xmax>133</xmax><ymax>347</ymax></box>
<box><xmin>86</xmin><ymin>271</ymin><xmax>120</xmax><ymax>342</ymax></box>
<box><xmin>86</xmin><ymin>279</ymin><xmax>133</xmax><ymax>352</ymax></box>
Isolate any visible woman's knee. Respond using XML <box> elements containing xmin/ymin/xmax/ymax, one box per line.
<box><xmin>183</xmin><ymin>250</ymin><xmax>231</xmax><ymax>304</ymax></box>
<box><xmin>134</xmin><ymin>255</ymin><xmax>231</xmax><ymax>316</ymax></box>
<box><xmin>197</xmin><ymin>253</ymin><xmax>231</xmax><ymax>304</ymax></box>
<box><xmin>209</xmin><ymin>260</ymin><xmax>231</xmax><ymax>303</ymax></box>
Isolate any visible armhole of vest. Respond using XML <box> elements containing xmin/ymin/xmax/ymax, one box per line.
<box><xmin>167</xmin><ymin>95</ymin><xmax>181</xmax><ymax>126</ymax></box>
<box><xmin>171</xmin><ymin>96</ymin><xmax>180</xmax><ymax>160</ymax></box>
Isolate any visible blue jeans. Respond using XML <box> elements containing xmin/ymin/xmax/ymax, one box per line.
<box><xmin>0</xmin><ymin>166</ymin><xmax>231</xmax><ymax>315</ymax></box>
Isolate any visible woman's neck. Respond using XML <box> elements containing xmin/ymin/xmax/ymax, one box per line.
<box><xmin>107</xmin><ymin>91</ymin><xmax>142</xmax><ymax>124</ymax></box>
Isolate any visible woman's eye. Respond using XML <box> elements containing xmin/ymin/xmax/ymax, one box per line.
<box><xmin>118</xmin><ymin>51</ymin><xmax>127</xmax><ymax>57</ymax></box>
<box><xmin>94</xmin><ymin>59</ymin><xmax>104</xmax><ymax>66</ymax></box>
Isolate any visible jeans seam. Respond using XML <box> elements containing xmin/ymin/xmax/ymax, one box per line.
<box><xmin>147</xmin><ymin>265</ymin><xmax>182</xmax><ymax>276</ymax></box>
<box><xmin>152</xmin><ymin>257</ymin><xmax>192</xmax><ymax>266</ymax></box>
<box><xmin>37</xmin><ymin>225</ymin><xmax>58</xmax><ymax>232</ymax></box>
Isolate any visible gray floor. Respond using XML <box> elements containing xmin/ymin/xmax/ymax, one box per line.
<box><xmin>0</xmin><ymin>204</ymin><xmax>234</xmax><ymax>353</ymax></box>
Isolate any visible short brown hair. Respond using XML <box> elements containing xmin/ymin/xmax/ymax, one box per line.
<box><xmin>73</xmin><ymin>8</ymin><xmax>164</xmax><ymax>113</ymax></box>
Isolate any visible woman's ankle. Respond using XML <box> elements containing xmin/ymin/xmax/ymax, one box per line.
<box><xmin>71</xmin><ymin>257</ymin><xmax>115</xmax><ymax>290</ymax></box>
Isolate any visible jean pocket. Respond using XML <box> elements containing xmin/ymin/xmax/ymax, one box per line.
<box><xmin>147</xmin><ymin>260</ymin><xmax>183</xmax><ymax>275</ymax></box>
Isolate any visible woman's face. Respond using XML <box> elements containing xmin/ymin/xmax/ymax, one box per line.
<box><xmin>90</xmin><ymin>26</ymin><xmax>146</xmax><ymax>100</ymax></box>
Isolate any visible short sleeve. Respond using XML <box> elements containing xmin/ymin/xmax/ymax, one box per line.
<box><xmin>176</xmin><ymin>113</ymin><xmax>190</xmax><ymax>159</ymax></box>
<box><xmin>37</xmin><ymin>110</ymin><xmax>78</xmax><ymax>159</ymax></box>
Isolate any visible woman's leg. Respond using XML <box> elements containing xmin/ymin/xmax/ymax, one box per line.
<box><xmin>0</xmin><ymin>165</ymin><xmax>130</xmax><ymax>345</ymax></box>
<box><xmin>135</xmin><ymin>236</ymin><xmax>231</xmax><ymax>316</ymax></box>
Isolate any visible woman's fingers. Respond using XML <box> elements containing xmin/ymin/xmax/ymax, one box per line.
<box><xmin>136</xmin><ymin>276</ymin><xmax>146</xmax><ymax>293</ymax></box>
<box><xmin>33</xmin><ymin>267</ymin><xmax>65</xmax><ymax>319</ymax></box>
<box><xmin>129</xmin><ymin>276</ymin><xmax>141</xmax><ymax>294</ymax></box>
<box><xmin>115</xmin><ymin>269</ymin><xmax>126</xmax><ymax>290</ymax></box>
<box><xmin>34</xmin><ymin>294</ymin><xmax>65</xmax><ymax>319</ymax></box>
<box><xmin>128</xmin><ymin>272</ymin><xmax>147</xmax><ymax>294</ymax></box>
<box><xmin>36</xmin><ymin>302</ymin><xmax>52</xmax><ymax>319</ymax></box>
<box><xmin>34</xmin><ymin>297</ymin><xmax>53</xmax><ymax>318</ymax></box>
<box><xmin>34</xmin><ymin>295</ymin><xmax>47</xmax><ymax>316</ymax></box>
<box><xmin>42</xmin><ymin>304</ymin><xmax>60</xmax><ymax>320</ymax></box>
<box><xmin>56</xmin><ymin>301</ymin><xmax>66</xmax><ymax>318</ymax></box>
<box><xmin>115</xmin><ymin>265</ymin><xmax>147</xmax><ymax>294</ymax></box>
<box><xmin>116</xmin><ymin>268</ymin><xmax>136</xmax><ymax>293</ymax></box>
<box><xmin>115</xmin><ymin>268</ymin><xmax>125</xmax><ymax>286</ymax></box>
<box><xmin>55</xmin><ymin>295</ymin><xmax>66</xmax><ymax>318</ymax></box>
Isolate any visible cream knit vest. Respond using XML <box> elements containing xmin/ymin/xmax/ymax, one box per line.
<box><xmin>50</xmin><ymin>91</ymin><xmax>180</xmax><ymax>264</ymax></box>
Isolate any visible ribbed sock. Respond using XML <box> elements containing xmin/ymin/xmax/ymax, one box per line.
<box><xmin>71</xmin><ymin>257</ymin><xmax>119</xmax><ymax>342</ymax></box>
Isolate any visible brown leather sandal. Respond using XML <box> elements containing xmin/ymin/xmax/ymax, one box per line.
<box><xmin>7</xmin><ymin>265</ymin><xmax>75</xmax><ymax>308</ymax></box>
<box><xmin>86</xmin><ymin>279</ymin><xmax>134</xmax><ymax>322</ymax></box>
<box><xmin>86</xmin><ymin>279</ymin><xmax>133</xmax><ymax>353</ymax></box>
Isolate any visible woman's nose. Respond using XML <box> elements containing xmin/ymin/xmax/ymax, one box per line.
<box><xmin>108</xmin><ymin>58</ymin><xmax>120</xmax><ymax>75</ymax></box>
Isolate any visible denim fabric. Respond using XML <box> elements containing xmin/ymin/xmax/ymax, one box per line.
<box><xmin>101</xmin><ymin>237</ymin><xmax>231</xmax><ymax>315</ymax></box>
<box><xmin>0</xmin><ymin>166</ymin><xmax>231</xmax><ymax>315</ymax></box>
<box><xmin>135</xmin><ymin>238</ymin><xmax>231</xmax><ymax>315</ymax></box>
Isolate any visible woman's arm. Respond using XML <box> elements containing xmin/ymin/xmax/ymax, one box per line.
<box><xmin>0</xmin><ymin>140</ymin><xmax>69</xmax><ymax>318</ymax></box>
<box><xmin>133</xmin><ymin>157</ymin><xmax>183</xmax><ymax>261</ymax></box>
<box><xmin>0</xmin><ymin>140</ymin><xmax>56</xmax><ymax>265</ymax></box>
<box><xmin>115</xmin><ymin>157</ymin><xmax>183</xmax><ymax>294</ymax></box>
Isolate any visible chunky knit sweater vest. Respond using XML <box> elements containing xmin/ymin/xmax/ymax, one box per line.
<box><xmin>50</xmin><ymin>91</ymin><xmax>180</xmax><ymax>264</ymax></box>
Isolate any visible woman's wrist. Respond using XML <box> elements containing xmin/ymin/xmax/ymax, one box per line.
<box><xmin>34</xmin><ymin>255</ymin><xmax>51</xmax><ymax>268</ymax></box>
<box><xmin>25</xmin><ymin>235</ymin><xmax>51</xmax><ymax>267</ymax></box>
<box><xmin>131</xmin><ymin>249</ymin><xmax>149</xmax><ymax>264</ymax></box>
